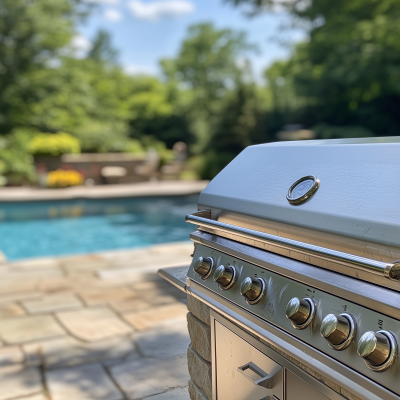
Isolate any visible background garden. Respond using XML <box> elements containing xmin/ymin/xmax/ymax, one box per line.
<box><xmin>1</xmin><ymin>0</ymin><xmax>399</xmax><ymax>186</ymax></box>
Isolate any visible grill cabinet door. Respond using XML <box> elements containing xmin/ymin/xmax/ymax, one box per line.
<box><xmin>215</xmin><ymin>321</ymin><xmax>284</xmax><ymax>400</ymax></box>
<box><xmin>286</xmin><ymin>371</ymin><xmax>330</xmax><ymax>400</ymax></box>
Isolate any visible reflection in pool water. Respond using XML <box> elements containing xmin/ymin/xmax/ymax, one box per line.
<box><xmin>0</xmin><ymin>195</ymin><xmax>198</xmax><ymax>260</ymax></box>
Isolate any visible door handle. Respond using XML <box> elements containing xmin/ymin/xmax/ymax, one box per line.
<box><xmin>238</xmin><ymin>362</ymin><xmax>282</xmax><ymax>389</ymax></box>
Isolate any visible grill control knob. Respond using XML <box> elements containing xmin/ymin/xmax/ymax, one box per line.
<box><xmin>357</xmin><ymin>330</ymin><xmax>397</xmax><ymax>372</ymax></box>
<box><xmin>213</xmin><ymin>265</ymin><xmax>236</xmax><ymax>290</ymax></box>
<box><xmin>240</xmin><ymin>277</ymin><xmax>265</xmax><ymax>305</ymax></box>
<box><xmin>320</xmin><ymin>313</ymin><xmax>355</xmax><ymax>350</ymax></box>
<box><xmin>286</xmin><ymin>297</ymin><xmax>316</xmax><ymax>329</ymax></box>
<box><xmin>193</xmin><ymin>257</ymin><xmax>214</xmax><ymax>279</ymax></box>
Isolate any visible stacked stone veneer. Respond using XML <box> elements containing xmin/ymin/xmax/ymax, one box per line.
<box><xmin>186</xmin><ymin>293</ymin><xmax>362</xmax><ymax>400</ymax></box>
<box><xmin>186</xmin><ymin>295</ymin><xmax>212</xmax><ymax>400</ymax></box>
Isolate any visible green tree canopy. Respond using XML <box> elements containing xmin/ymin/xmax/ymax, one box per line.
<box><xmin>229</xmin><ymin>0</ymin><xmax>400</xmax><ymax>137</ymax></box>
<box><xmin>88</xmin><ymin>29</ymin><xmax>119</xmax><ymax>65</ymax></box>
<box><xmin>0</xmin><ymin>0</ymin><xmax>85</xmax><ymax>133</ymax></box>
<box><xmin>160</xmin><ymin>22</ymin><xmax>257</xmax><ymax>152</ymax></box>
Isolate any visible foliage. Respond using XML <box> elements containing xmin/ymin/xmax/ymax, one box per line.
<box><xmin>161</xmin><ymin>23</ymin><xmax>257</xmax><ymax>153</ymax></box>
<box><xmin>230</xmin><ymin>0</ymin><xmax>400</xmax><ymax>139</ymax></box>
<box><xmin>312</xmin><ymin>124</ymin><xmax>374</xmax><ymax>139</ymax></box>
<box><xmin>88</xmin><ymin>30</ymin><xmax>119</xmax><ymax>65</ymax></box>
<box><xmin>124</xmin><ymin>139</ymin><xmax>145</xmax><ymax>154</ymax></box>
<box><xmin>0</xmin><ymin>129</ymin><xmax>36</xmax><ymax>185</ymax></box>
<box><xmin>141</xmin><ymin>137</ymin><xmax>175</xmax><ymax>165</ymax></box>
<box><xmin>29</xmin><ymin>132</ymin><xmax>81</xmax><ymax>156</ymax></box>
<box><xmin>201</xmin><ymin>81</ymin><xmax>267</xmax><ymax>178</ymax></box>
<box><xmin>47</xmin><ymin>169</ymin><xmax>84</xmax><ymax>188</ymax></box>
<box><xmin>0</xmin><ymin>0</ymin><xmax>86</xmax><ymax>134</ymax></box>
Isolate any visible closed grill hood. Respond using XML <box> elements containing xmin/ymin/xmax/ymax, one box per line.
<box><xmin>194</xmin><ymin>137</ymin><xmax>400</xmax><ymax>289</ymax></box>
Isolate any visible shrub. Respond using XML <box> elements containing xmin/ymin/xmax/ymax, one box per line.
<box><xmin>47</xmin><ymin>169</ymin><xmax>84</xmax><ymax>188</ymax></box>
<box><xmin>29</xmin><ymin>132</ymin><xmax>81</xmax><ymax>156</ymax></box>
<box><xmin>142</xmin><ymin>136</ymin><xmax>174</xmax><ymax>165</ymax></box>
<box><xmin>71</xmin><ymin>120</ymin><xmax>129</xmax><ymax>153</ymax></box>
<box><xmin>124</xmin><ymin>139</ymin><xmax>145</xmax><ymax>154</ymax></box>
<box><xmin>0</xmin><ymin>129</ymin><xmax>36</xmax><ymax>186</ymax></box>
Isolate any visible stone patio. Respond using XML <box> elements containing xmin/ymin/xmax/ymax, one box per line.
<box><xmin>0</xmin><ymin>242</ymin><xmax>193</xmax><ymax>400</ymax></box>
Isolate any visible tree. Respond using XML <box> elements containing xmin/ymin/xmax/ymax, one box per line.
<box><xmin>201</xmin><ymin>79</ymin><xmax>267</xmax><ymax>178</ymax></box>
<box><xmin>229</xmin><ymin>0</ymin><xmax>400</xmax><ymax>137</ymax></box>
<box><xmin>160</xmin><ymin>23</ymin><xmax>256</xmax><ymax>152</ymax></box>
<box><xmin>0</xmin><ymin>0</ymin><xmax>85</xmax><ymax>133</ymax></box>
<box><xmin>88</xmin><ymin>29</ymin><xmax>119</xmax><ymax>65</ymax></box>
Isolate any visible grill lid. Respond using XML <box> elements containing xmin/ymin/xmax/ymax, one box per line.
<box><xmin>198</xmin><ymin>137</ymin><xmax>400</xmax><ymax>249</ymax></box>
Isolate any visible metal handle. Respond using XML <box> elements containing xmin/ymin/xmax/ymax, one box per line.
<box><xmin>186</xmin><ymin>210</ymin><xmax>400</xmax><ymax>281</ymax></box>
<box><xmin>238</xmin><ymin>362</ymin><xmax>281</xmax><ymax>389</ymax></box>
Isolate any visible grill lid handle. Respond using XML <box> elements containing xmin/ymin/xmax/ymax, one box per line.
<box><xmin>186</xmin><ymin>210</ymin><xmax>400</xmax><ymax>282</ymax></box>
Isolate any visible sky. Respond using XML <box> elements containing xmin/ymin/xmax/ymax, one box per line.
<box><xmin>77</xmin><ymin>0</ymin><xmax>305</xmax><ymax>79</ymax></box>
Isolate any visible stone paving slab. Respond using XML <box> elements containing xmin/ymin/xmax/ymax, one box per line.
<box><xmin>110</xmin><ymin>298</ymin><xmax>152</xmax><ymax>314</ymax></box>
<box><xmin>0</xmin><ymin>346</ymin><xmax>24</xmax><ymax>366</ymax></box>
<box><xmin>0</xmin><ymin>280</ymin><xmax>37</xmax><ymax>295</ymax></box>
<box><xmin>0</xmin><ymin>303</ymin><xmax>25</xmax><ymax>318</ymax></box>
<box><xmin>7</xmin><ymin>258</ymin><xmax>61</xmax><ymax>270</ymax></box>
<box><xmin>60</xmin><ymin>255</ymin><xmax>110</xmax><ymax>272</ymax></box>
<box><xmin>0</xmin><ymin>365</ymin><xmax>42</xmax><ymax>400</ymax></box>
<box><xmin>0</xmin><ymin>180</ymin><xmax>208</xmax><ymax>202</ymax></box>
<box><xmin>123</xmin><ymin>303</ymin><xmax>188</xmax><ymax>331</ymax></box>
<box><xmin>57</xmin><ymin>307</ymin><xmax>132</xmax><ymax>342</ymax></box>
<box><xmin>15</xmin><ymin>394</ymin><xmax>48</xmax><ymax>400</ymax></box>
<box><xmin>134</xmin><ymin>320</ymin><xmax>190</xmax><ymax>359</ymax></box>
<box><xmin>97</xmin><ymin>261</ymin><xmax>189</xmax><ymax>283</ymax></box>
<box><xmin>79</xmin><ymin>287</ymin><xmax>139</xmax><ymax>306</ymax></box>
<box><xmin>109</xmin><ymin>354</ymin><xmax>189</xmax><ymax>400</ymax></box>
<box><xmin>22</xmin><ymin>294</ymin><xmax>83</xmax><ymax>314</ymax></box>
<box><xmin>0</xmin><ymin>315</ymin><xmax>65</xmax><ymax>345</ymax></box>
<box><xmin>24</xmin><ymin>336</ymin><xmax>137</xmax><ymax>368</ymax></box>
<box><xmin>0</xmin><ymin>291</ymin><xmax>42</xmax><ymax>304</ymax></box>
<box><xmin>146</xmin><ymin>387</ymin><xmax>190</xmax><ymax>400</ymax></box>
<box><xmin>46</xmin><ymin>363</ymin><xmax>123</xmax><ymax>400</ymax></box>
<box><xmin>0</xmin><ymin>242</ymin><xmax>192</xmax><ymax>400</ymax></box>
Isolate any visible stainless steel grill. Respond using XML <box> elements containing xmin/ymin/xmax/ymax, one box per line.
<box><xmin>160</xmin><ymin>137</ymin><xmax>400</xmax><ymax>400</ymax></box>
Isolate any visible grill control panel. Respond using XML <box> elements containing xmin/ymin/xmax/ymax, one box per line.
<box><xmin>187</xmin><ymin>244</ymin><xmax>400</xmax><ymax>396</ymax></box>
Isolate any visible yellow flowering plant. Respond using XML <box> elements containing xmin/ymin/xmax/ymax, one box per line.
<box><xmin>47</xmin><ymin>169</ymin><xmax>84</xmax><ymax>188</ymax></box>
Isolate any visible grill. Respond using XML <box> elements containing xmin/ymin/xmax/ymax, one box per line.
<box><xmin>159</xmin><ymin>137</ymin><xmax>400</xmax><ymax>400</ymax></box>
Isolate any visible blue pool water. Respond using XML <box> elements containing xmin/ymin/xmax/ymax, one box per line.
<box><xmin>0</xmin><ymin>195</ymin><xmax>198</xmax><ymax>260</ymax></box>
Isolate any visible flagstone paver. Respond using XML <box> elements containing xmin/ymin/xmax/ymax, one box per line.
<box><xmin>46</xmin><ymin>363</ymin><xmax>123</xmax><ymax>400</ymax></box>
<box><xmin>0</xmin><ymin>291</ymin><xmax>42</xmax><ymax>304</ymax></box>
<box><xmin>0</xmin><ymin>346</ymin><xmax>24</xmax><ymax>366</ymax></box>
<box><xmin>24</xmin><ymin>336</ymin><xmax>137</xmax><ymax>368</ymax></box>
<box><xmin>110</xmin><ymin>298</ymin><xmax>152</xmax><ymax>313</ymax></box>
<box><xmin>22</xmin><ymin>294</ymin><xmax>83</xmax><ymax>314</ymax></box>
<box><xmin>0</xmin><ymin>315</ymin><xmax>65</xmax><ymax>344</ymax></box>
<box><xmin>56</xmin><ymin>307</ymin><xmax>132</xmax><ymax>342</ymax></box>
<box><xmin>0</xmin><ymin>303</ymin><xmax>25</xmax><ymax>318</ymax></box>
<box><xmin>123</xmin><ymin>303</ymin><xmax>188</xmax><ymax>331</ymax></box>
<box><xmin>0</xmin><ymin>365</ymin><xmax>42</xmax><ymax>400</ymax></box>
<box><xmin>14</xmin><ymin>394</ymin><xmax>48</xmax><ymax>400</ymax></box>
<box><xmin>79</xmin><ymin>286</ymin><xmax>139</xmax><ymax>306</ymax></box>
<box><xmin>146</xmin><ymin>388</ymin><xmax>190</xmax><ymax>400</ymax></box>
<box><xmin>109</xmin><ymin>354</ymin><xmax>189</xmax><ymax>400</ymax></box>
<box><xmin>134</xmin><ymin>319</ymin><xmax>190</xmax><ymax>358</ymax></box>
<box><xmin>0</xmin><ymin>242</ymin><xmax>192</xmax><ymax>400</ymax></box>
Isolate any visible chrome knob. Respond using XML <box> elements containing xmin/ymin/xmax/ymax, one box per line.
<box><xmin>193</xmin><ymin>257</ymin><xmax>214</xmax><ymax>279</ymax></box>
<box><xmin>357</xmin><ymin>330</ymin><xmax>397</xmax><ymax>371</ymax></box>
<box><xmin>213</xmin><ymin>265</ymin><xmax>236</xmax><ymax>289</ymax></box>
<box><xmin>286</xmin><ymin>297</ymin><xmax>315</xmax><ymax>329</ymax></box>
<box><xmin>240</xmin><ymin>277</ymin><xmax>265</xmax><ymax>305</ymax></box>
<box><xmin>320</xmin><ymin>313</ymin><xmax>355</xmax><ymax>350</ymax></box>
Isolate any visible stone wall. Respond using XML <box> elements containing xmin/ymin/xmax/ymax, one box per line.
<box><xmin>186</xmin><ymin>295</ymin><xmax>212</xmax><ymax>400</ymax></box>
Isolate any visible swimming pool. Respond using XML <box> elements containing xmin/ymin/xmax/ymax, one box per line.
<box><xmin>0</xmin><ymin>195</ymin><xmax>198</xmax><ymax>260</ymax></box>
